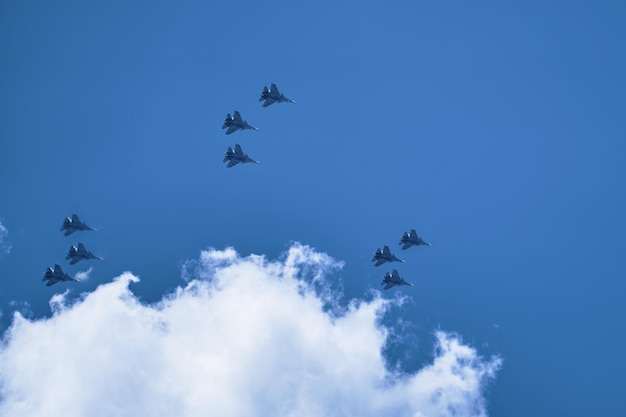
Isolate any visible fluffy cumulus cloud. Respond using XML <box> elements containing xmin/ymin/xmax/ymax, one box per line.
<box><xmin>0</xmin><ymin>244</ymin><xmax>501</xmax><ymax>417</ymax></box>
<box><xmin>0</xmin><ymin>220</ymin><xmax>11</xmax><ymax>258</ymax></box>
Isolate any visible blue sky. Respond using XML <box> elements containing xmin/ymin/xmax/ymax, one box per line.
<box><xmin>1</xmin><ymin>1</ymin><xmax>625</xmax><ymax>416</ymax></box>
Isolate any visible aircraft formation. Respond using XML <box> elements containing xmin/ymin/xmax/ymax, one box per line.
<box><xmin>42</xmin><ymin>214</ymin><xmax>102</xmax><ymax>286</ymax></box>
<box><xmin>41</xmin><ymin>84</ymin><xmax>428</xmax><ymax>294</ymax></box>
<box><xmin>219</xmin><ymin>84</ymin><xmax>429</xmax><ymax>291</ymax></box>
<box><xmin>41</xmin><ymin>84</ymin><xmax>295</xmax><ymax>285</ymax></box>
<box><xmin>372</xmin><ymin>228</ymin><xmax>431</xmax><ymax>290</ymax></box>
<box><xmin>221</xmin><ymin>83</ymin><xmax>294</xmax><ymax>168</ymax></box>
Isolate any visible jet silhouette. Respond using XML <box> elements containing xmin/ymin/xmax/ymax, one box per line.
<box><xmin>399</xmin><ymin>228</ymin><xmax>431</xmax><ymax>250</ymax></box>
<box><xmin>66</xmin><ymin>242</ymin><xmax>103</xmax><ymax>265</ymax></box>
<box><xmin>42</xmin><ymin>264</ymin><xmax>78</xmax><ymax>286</ymax></box>
<box><xmin>60</xmin><ymin>214</ymin><xmax>96</xmax><ymax>236</ymax></box>
<box><xmin>222</xmin><ymin>110</ymin><xmax>259</xmax><ymax>135</ymax></box>
<box><xmin>381</xmin><ymin>269</ymin><xmax>414</xmax><ymax>290</ymax></box>
<box><xmin>223</xmin><ymin>144</ymin><xmax>260</xmax><ymax>168</ymax></box>
<box><xmin>259</xmin><ymin>83</ymin><xmax>295</xmax><ymax>107</ymax></box>
<box><xmin>372</xmin><ymin>245</ymin><xmax>405</xmax><ymax>267</ymax></box>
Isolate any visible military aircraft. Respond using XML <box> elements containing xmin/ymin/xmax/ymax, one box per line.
<box><xmin>60</xmin><ymin>214</ymin><xmax>96</xmax><ymax>236</ymax></box>
<box><xmin>223</xmin><ymin>144</ymin><xmax>260</xmax><ymax>168</ymax></box>
<box><xmin>42</xmin><ymin>264</ymin><xmax>77</xmax><ymax>286</ymax></box>
<box><xmin>66</xmin><ymin>242</ymin><xmax>103</xmax><ymax>265</ymax></box>
<box><xmin>372</xmin><ymin>245</ymin><xmax>405</xmax><ymax>266</ymax></box>
<box><xmin>222</xmin><ymin>110</ymin><xmax>259</xmax><ymax>135</ymax></box>
<box><xmin>259</xmin><ymin>83</ymin><xmax>295</xmax><ymax>107</ymax></box>
<box><xmin>399</xmin><ymin>228</ymin><xmax>432</xmax><ymax>250</ymax></box>
<box><xmin>381</xmin><ymin>269</ymin><xmax>413</xmax><ymax>290</ymax></box>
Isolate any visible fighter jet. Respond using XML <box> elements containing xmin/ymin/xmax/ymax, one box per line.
<box><xmin>372</xmin><ymin>245</ymin><xmax>405</xmax><ymax>267</ymax></box>
<box><xmin>381</xmin><ymin>269</ymin><xmax>414</xmax><ymax>290</ymax></box>
<box><xmin>222</xmin><ymin>110</ymin><xmax>259</xmax><ymax>135</ymax></box>
<box><xmin>223</xmin><ymin>144</ymin><xmax>260</xmax><ymax>168</ymax></box>
<box><xmin>399</xmin><ymin>228</ymin><xmax>432</xmax><ymax>250</ymax></box>
<box><xmin>60</xmin><ymin>214</ymin><xmax>96</xmax><ymax>236</ymax></box>
<box><xmin>66</xmin><ymin>242</ymin><xmax>103</xmax><ymax>265</ymax></box>
<box><xmin>42</xmin><ymin>264</ymin><xmax>77</xmax><ymax>286</ymax></box>
<box><xmin>259</xmin><ymin>83</ymin><xmax>295</xmax><ymax>107</ymax></box>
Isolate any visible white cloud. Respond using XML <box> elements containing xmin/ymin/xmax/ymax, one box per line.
<box><xmin>74</xmin><ymin>266</ymin><xmax>93</xmax><ymax>282</ymax></box>
<box><xmin>0</xmin><ymin>243</ymin><xmax>501</xmax><ymax>417</ymax></box>
<box><xmin>7</xmin><ymin>300</ymin><xmax>31</xmax><ymax>320</ymax></box>
<box><xmin>0</xmin><ymin>220</ymin><xmax>11</xmax><ymax>258</ymax></box>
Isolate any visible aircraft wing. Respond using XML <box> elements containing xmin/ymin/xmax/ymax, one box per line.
<box><xmin>270</xmin><ymin>83</ymin><xmax>280</xmax><ymax>95</ymax></box>
<box><xmin>234</xmin><ymin>144</ymin><xmax>245</xmax><ymax>157</ymax></box>
<box><xmin>225</xmin><ymin>126</ymin><xmax>238</xmax><ymax>135</ymax></box>
<box><xmin>410</xmin><ymin>229</ymin><xmax>418</xmax><ymax>239</ymax></box>
<box><xmin>233</xmin><ymin>111</ymin><xmax>243</xmax><ymax>123</ymax></box>
<box><xmin>71</xmin><ymin>214</ymin><xmax>81</xmax><ymax>224</ymax></box>
<box><xmin>382</xmin><ymin>245</ymin><xmax>391</xmax><ymax>256</ymax></box>
<box><xmin>391</xmin><ymin>269</ymin><xmax>401</xmax><ymax>281</ymax></box>
<box><xmin>54</xmin><ymin>265</ymin><xmax>68</xmax><ymax>277</ymax></box>
<box><xmin>44</xmin><ymin>267</ymin><xmax>54</xmax><ymax>280</ymax></box>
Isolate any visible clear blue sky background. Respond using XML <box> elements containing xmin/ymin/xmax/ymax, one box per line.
<box><xmin>1</xmin><ymin>1</ymin><xmax>625</xmax><ymax>415</ymax></box>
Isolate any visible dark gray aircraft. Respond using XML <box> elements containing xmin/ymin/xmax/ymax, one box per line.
<box><xmin>259</xmin><ymin>83</ymin><xmax>295</xmax><ymax>107</ymax></box>
<box><xmin>372</xmin><ymin>245</ymin><xmax>405</xmax><ymax>267</ymax></box>
<box><xmin>222</xmin><ymin>110</ymin><xmax>259</xmax><ymax>135</ymax></box>
<box><xmin>42</xmin><ymin>264</ymin><xmax>77</xmax><ymax>286</ymax></box>
<box><xmin>66</xmin><ymin>242</ymin><xmax>103</xmax><ymax>265</ymax></box>
<box><xmin>60</xmin><ymin>214</ymin><xmax>96</xmax><ymax>236</ymax></box>
<box><xmin>381</xmin><ymin>269</ymin><xmax>413</xmax><ymax>290</ymax></box>
<box><xmin>223</xmin><ymin>144</ymin><xmax>260</xmax><ymax>168</ymax></box>
<box><xmin>400</xmin><ymin>228</ymin><xmax>431</xmax><ymax>250</ymax></box>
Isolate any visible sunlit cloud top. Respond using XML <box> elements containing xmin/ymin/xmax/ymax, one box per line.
<box><xmin>0</xmin><ymin>243</ymin><xmax>501</xmax><ymax>417</ymax></box>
